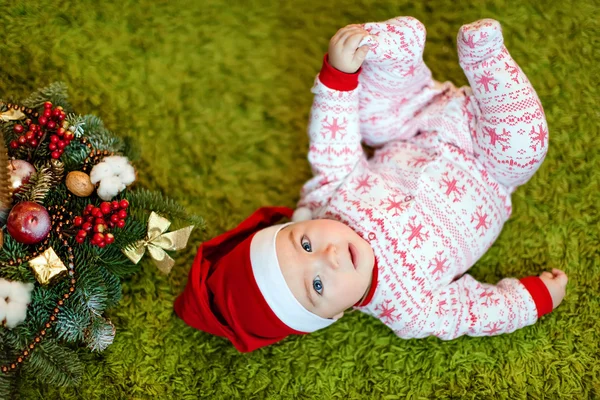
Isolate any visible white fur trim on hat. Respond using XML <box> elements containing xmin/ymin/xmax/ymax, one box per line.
<box><xmin>250</xmin><ymin>223</ymin><xmax>335</xmax><ymax>333</ymax></box>
<box><xmin>292</xmin><ymin>207</ymin><xmax>312</xmax><ymax>222</ymax></box>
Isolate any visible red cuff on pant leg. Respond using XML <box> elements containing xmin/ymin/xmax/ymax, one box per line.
<box><xmin>520</xmin><ymin>276</ymin><xmax>553</xmax><ymax>318</ymax></box>
<box><xmin>318</xmin><ymin>54</ymin><xmax>361</xmax><ymax>91</ymax></box>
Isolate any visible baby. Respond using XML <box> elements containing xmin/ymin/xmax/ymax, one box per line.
<box><xmin>175</xmin><ymin>17</ymin><xmax>568</xmax><ymax>352</ymax></box>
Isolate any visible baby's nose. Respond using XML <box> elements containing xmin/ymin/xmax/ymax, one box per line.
<box><xmin>325</xmin><ymin>244</ymin><xmax>340</xmax><ymax>269</ymax></box>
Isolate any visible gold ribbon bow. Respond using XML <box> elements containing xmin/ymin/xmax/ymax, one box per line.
<box><xmin>123</xmin><ymin>212</ymin><xmax>194</xmax><ymax>274</ymax></box>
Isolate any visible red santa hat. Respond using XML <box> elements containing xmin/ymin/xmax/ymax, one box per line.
<box><xmin>173</xmin><ymin>207</ymin><xmax>336</xmax><ymax>352</ymax></box>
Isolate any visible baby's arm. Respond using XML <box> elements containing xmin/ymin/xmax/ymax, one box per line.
<box><xmin>298</xmin><ymin>26</ymin><xmax>370</xmax><ymax>211</ymax></box>
<box><xmin>417</xmin><ymin>270</ymin><xmax>567</xmax><ymax>339</ymax></box>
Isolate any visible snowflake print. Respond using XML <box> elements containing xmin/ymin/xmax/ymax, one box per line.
<box><xmin>408</xmin><ymin>156</ymin><xmax>430</xmax><ymax>168</ymax></box>
<box><xmin>403</xmin><ymin>215</ymin><xmax>430</xmax><ymax>249</ymax></box>
<box><xmin>375</xmin><ymin>148</ymin><xmax>394</xmax><ymax>163</ymax></box>
<box><xmin>440</xmin><ymin>172</ymin><xmax>466</xmax><ymax>202</ymax></box>
<box><xmin>529</xmin><ymin>123</ymin><xmax>548</xmax><ymax>152</ymax></box>
<box><xmin>429</xmin><ymin>251</ymin><xmax>450</xmax><ymax>278</ymax></box>
<box><xmin>352</xmin><ymin>174</ymin><xmax>377</xmax><ymax>194</ymax></box>
<box><xmin>474</xmin><ymin>71</ymin><xmax>499</xmax><ymax>93</ymax></box>
<box><xmin>483</xmin><ymin>126</ymin><xmax>511</xmax><ymax>151</ymax></box>
<box><xmin>505</xmin><ymin>61</ymin><xmax>520</xmax><ymax>84</ymax></box>
<box><xmin>471</xmin><ymin>206</ymin><xmax>490</xmax><ymax>236</ymax></box>
<box><xmin>403</xmin><ymin>64</ymin><xmax>417</xmax><ymax>77</ymax></box>
<box><xmin>479</xmin><ymin>289</ymin><xmax>500</xmax><ymax>307</ymax></box>
<box><xmin>380</xmin><ymin>195</ymin><xmax>409</xmax><ymax>217</ymax></box>
<box><xmin>434</xmin><ymin>297</ymin><xmax>449</xmax><ymax>316</ymax></box>
<box><xmin>482</xmin><ymin>321</ymin><xmax>504</xmax><ymax>335</ymax></box>
<box><xmin>375</xmin><ymin>300</ymin><xmax>400</xmax><ymax>324</ymax></box>
<box><xmin>320</xmin><ymin>116</ymin><xmax>347</xmax><ymax>140</ymax></box>
<box><xmin>462</xmin><ymin>30</ymin><xmax>489</xmax><ymax>49</ymax></box>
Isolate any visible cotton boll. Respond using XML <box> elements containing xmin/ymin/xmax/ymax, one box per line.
<box><xmin>103</xmin><ymin>156</ymin><xmax>130</xmax><ymax>172</ymax></box>
<box><xmin>90</xmin><ymin>162</ymin><xmax>113</xmax><ymax>184</ymax></box>
<box><xmin>5</xmin><ymin>302</ymin><xmax>27</xmax><ymax>329</ymax></box>
<box><xmin>0</xmin><ymin>297</ymin><xmax>7</xmax><ymax>322</ymax></box>
<box><xmin>9</xmin><ymin>281</ymin><xmax>34</xmax><ymax>304</ymax></box>
<box><xmin>118</xmin><ymin>164</ymin><xmax>136</xmax><ymax>185</ymax></box>
<box><xmin>97</xmin><ymin>176</ymin><xmax>126</xmax><ymax>201</ymax></box>
<box><xmin>0</xmin><ymin>278</ymin><xmax>12</xmax><ymax>298</ymax></box>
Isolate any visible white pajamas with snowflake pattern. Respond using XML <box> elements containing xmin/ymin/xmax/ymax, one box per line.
<box><xmin>298</xmin><ymin>18</ymin><xmax>551</xmax><ymax>339</ymax></box>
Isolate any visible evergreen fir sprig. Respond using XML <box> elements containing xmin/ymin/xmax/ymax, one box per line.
<box><xmin>13</xmin><ymin>164</ymin><xmax>53</xmax><ymax>203</ymax></box>
<box><xmin>84</xmin><ymin>317</ymin><xmax>115</xmax><ymax>352</ymax></box>
<box><xmin>78</xmin><ymin>114</ymin><xmax>125</xmax><ymax>154</ymax></box>
<box><xmin>126</xmin><ymin>188</ymin><xmax>204</xmax><ymax>227</ymax></box>
<box><xmin>21</xmin><ymin>82</ymin><xmax>72</xmax><ymax>113</ymax></box>
<box><xmin>22</xmin><ymin>340</ymin><xmax>82</xmax><ymax>387</ymax></box>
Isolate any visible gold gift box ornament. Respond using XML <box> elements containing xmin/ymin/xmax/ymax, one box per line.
<box><xmin>123</xmin><ymin>212</ymin><xmax>194</xmax><ymax>274</ymax></box>
<box><xmin>29</xmin><ymin>247</ymin><xmax>68</xmax><ymax>285</ymax></box>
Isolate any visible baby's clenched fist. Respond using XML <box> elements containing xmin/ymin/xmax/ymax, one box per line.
<box><xmin>539</xmin><ymin>269</ymin><xmax>568</xmax><ymax>309</ymax></box>
<box><xmin>328</xmin><ymin>24</ymin><xmax>371</xmax><ymax>73</ymax></box>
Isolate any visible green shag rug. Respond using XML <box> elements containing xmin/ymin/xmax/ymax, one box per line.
<box><xmin>1</xmin><ymin>0</ymin><xmax>598</xmax><ymax>398</ymax></box>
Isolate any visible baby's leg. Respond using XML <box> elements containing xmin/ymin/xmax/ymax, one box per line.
<box><xmin>359</xmin><ymin>17</ymin><xmax>444</xmax><ymax>147</ymax></box>
<box><xmin>458</xmin><ymin>19</ymin><xmax>548</xmax><ymax>189</ymax></box>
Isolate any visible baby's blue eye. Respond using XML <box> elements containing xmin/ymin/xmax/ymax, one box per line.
<box><xmin>301</xmin><ymin>236</ymin><xmax>312</xmax><ymax>252</ymax></box>
<box><xmin>313</xmin><ymin>276</ymin><xmax>323</xmax><ymax>295</ymax></box>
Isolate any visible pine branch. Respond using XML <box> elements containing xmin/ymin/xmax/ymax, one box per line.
<box><xmin>126</xmin><ymin>188</ymin><xmax>205</xmax><ymax>227</ymax></box>
<box><xmin>85</xmin><ymin>317</ymin><xmax>115</xmax><ymax>352</ymax></box>
<box><xmin>78</xmin><ymin>115</ymin><xmax>125</xmax><ymax>153</ymax></box>
<box><xmin>54</xmin><ymin>300</ymin><xmax>90</xmax><ymax>343</ymax></box>
<box><xmin>20</xmin><ymin>82</ymin><xmax>72</xmax><ymax>112</ymax></box>
<box><xmin>23</xmin><ymin>339</ymin><xmax>83</xmax><ymax>387</ymax></box>
<box><xmin>0</xmin><ymin>372</ymin><xmax>18</xmax><ymax>400</ymax></box>
<box><xmin>13</xmin><ymin>164</ymin><xmax>53</xmax><ymax>204</ymax></box>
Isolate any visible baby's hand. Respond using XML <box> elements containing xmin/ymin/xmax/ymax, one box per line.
<box><xmin>328</xmin><ymin>24</ymin><xmax>370</xmax><ymax>73</ymax></box>
<box><xmin>539</xmin><ymin>269</ymin><xmax>568</xmax><ymax>309</ymax></box>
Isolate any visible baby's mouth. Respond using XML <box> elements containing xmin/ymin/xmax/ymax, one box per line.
<box><xmin>349</xmin><ymin>243</ymin><xmax>358</xmax><ymax>269</ymax></box>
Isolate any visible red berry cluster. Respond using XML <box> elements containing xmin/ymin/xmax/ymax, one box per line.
<box><xmin>8</xmin><ymin>101</ymin><xmax>72</xmax><ymax>159</ymax></box>
<box><xmin>72</xmin><ymin>199</ymin><xmax>129</xmax><ymax>247</ymax></box>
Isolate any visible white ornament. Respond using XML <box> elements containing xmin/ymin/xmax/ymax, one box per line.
<box><xmin>0</xmin><ymin>279</ymin><xmax>34</xmax><ymax>329</ymax></box>
<box><xmin>90</xmin><ymin>156</ymin><xmax>136</xmax><ymax>201</ymax></box>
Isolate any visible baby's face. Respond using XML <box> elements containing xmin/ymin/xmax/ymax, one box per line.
<box><xmin>276</xmin><ymin>219</ymin><xmax>375</xmax><ymax>320</ymax></box>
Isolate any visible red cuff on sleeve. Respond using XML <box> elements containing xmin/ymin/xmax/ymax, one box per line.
<box><xmin>520</xmin><ymin>276</ymin><xmax>553</xmax><ymax>318</ymax></box>
<box><xmin>318</xmin><ymin>54</ymin><xmax>361</xmax><ymax>91</ymax></box>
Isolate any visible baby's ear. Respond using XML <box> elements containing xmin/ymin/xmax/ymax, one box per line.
<box><xmin>332</xmin><ymin>311</ymin><xmax>344</xmax><ymax>320</ymax></box>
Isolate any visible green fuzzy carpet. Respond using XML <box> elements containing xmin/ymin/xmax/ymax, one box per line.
<box><xmin>1</xmin><ymin>0</ymin><xmax>598</xmax><ymax>398</ymax></box>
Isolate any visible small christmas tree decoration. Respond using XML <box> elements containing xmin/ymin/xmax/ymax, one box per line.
<box><xmin>123</xmin><ymin>212</ymin><xmax>194</xmax><ymax>274</ymax></box>
<box><xmin>6</xmin><ymin>201</ymin><xmax>51</xmax><ymax>244</ymax></box>
<box><xmin>28</xmin><ymin>247</ymin><xmax>68</xmax><ymax>285</ymax></box>
<box><xmin>65</xmin><ymin>171</ymin><xmax>94</xmax><ymax>197</ymax></box>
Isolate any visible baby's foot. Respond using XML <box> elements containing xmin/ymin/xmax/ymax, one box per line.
<box><xmin>457</xmin><ymin>19</ymin><xmax>504</xmax><ymax>66</ymax></box>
